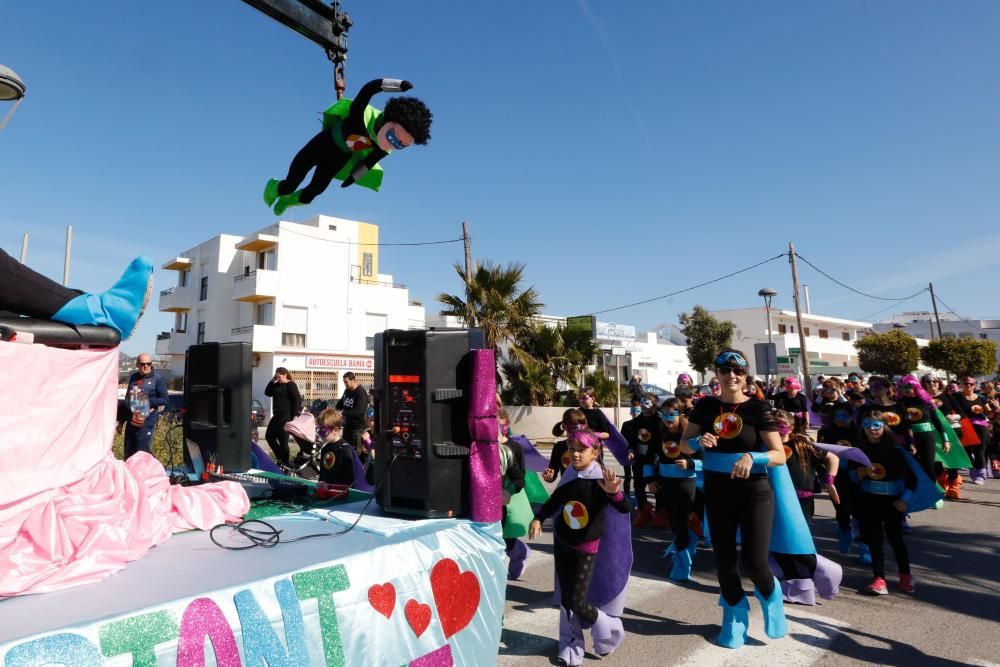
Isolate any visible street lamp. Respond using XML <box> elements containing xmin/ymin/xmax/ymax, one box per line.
<box><xmin>758</xmin><ymin>288</ymin><xmax>778</xmax><ymax>388</ymax></box>
<box><xmin>0</xmin><ymin>65</ymin><xmax>26</xmax><ymax>133</ymax></box>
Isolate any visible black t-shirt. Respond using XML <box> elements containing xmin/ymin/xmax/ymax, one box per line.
<box><xmin>688</xmin><ymin>397</ymin><xmax>778</xmax><ymax>455</ymax></box>
<box><xmin>849</xmin><ymin>438</ymin><xmax>917</xmax><ymax>494</ymax></box>
<box><xmin>655</xmin><ymin>420</ymin><xmax>695</xmax><ymax>471</ymax></box>
<box><xmin>534</xmin><ymin>475</ymin><xmax>631</xmax><ymax>547</ymax></box>
<box><xmin>336</xmin><ymin>385</ymin><xmax>370</xmax><ymax>432</ymax></box>
<box><xmin>265</xmin><ymin>380</ymin><xmax>302</xmax><ymax>419</ymax></box>
<box><xmin>817</xmin><ymin>423</ymin><xmax>858</xmax><ymax>447</ymax></box>
<box><xmin>773</xmin><ymin>392</ymin><xmax>810</xmax><ymax>416</ymax></box>
<box><xmin>621</xmin><ymin>414</ymin><xmax>664</xmax><ymax>460</ymax></box>
<box><xmin>785</xmin><ymin>440</ymin><xmax>828</xmax><ymax>492</ymax></box>
<box><xmin>859</xmin><ymin>401</ymin><xmax>910</xmax><ymax>440</ymax></box>
<box><xmin>953</xmin><ymin>393</ymin><xmax>988</xmax><ymax>421</ymax></box>
<box><xmin>318</xmin><ymin>439</ymin><xmax>356</xmax><ymax>485</ymax></box>
<box><xmin>900</xmin><ymin>396</ymin><xmax>933</xmax><ymax>426</ymax></box>
<box><xmin>932</xmin><ymin>392</ymin><xmax>958</xmax><ymax>416</ymax></box>
<box><xmin>582</xmin><ymin>408</ymin><xmax>612</xmax><ymax>435</ymax></box>
<box><xmin>501</xmin><ymin>437</ymin><xmax>526</xmax><ymax>494</ymax></box>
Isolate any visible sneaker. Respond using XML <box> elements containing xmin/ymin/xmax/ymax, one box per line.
<box><xmin>865</xmin><ymin>577</ymin><xmax>889</xmax><ymax>595</ymax></box>
<box><xmin>898</xmin><ymin>575</ymin><xmax>914</xmax><ymax>593</ymax></box>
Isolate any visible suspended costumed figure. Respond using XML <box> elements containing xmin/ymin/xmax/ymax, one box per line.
<box><xmin>264</xmin><ymin>78</ymin><xmax>433</xmax><ymax>215</ymax></box>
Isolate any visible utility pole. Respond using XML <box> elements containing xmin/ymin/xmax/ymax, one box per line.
<box><xmin>19</xmin><ymin>233</ymin><xmax>28</xmax><ymax>263</ymax></box>
<box><xmin>788</xmin><ymin>242</ymin><xmax>812</xmax><ymax>396</ymax></box>
<box><xmin>462</xmin><ymin>221</ymin><xmax>473</xmax><ymax>326</ymax></box>
<box><xmin>63</xmin><ymin>225</ymin><xmax>73</xmax><ymax>286</ymax></box>
<box><xmin>929</xmin><ymin>282</ymin><xmax>944</xmax><ymax>340</ymax></box>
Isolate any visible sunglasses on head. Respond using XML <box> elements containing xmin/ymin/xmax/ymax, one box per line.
<box><xmin>714</xmin><ymin>351</ymin><xmax>748</xmax><ymax>367</ymax></box>
<box><xmin>716</xmin><ymin>366</ymin><xmax>748</xmax><ymax>377</ymax></box>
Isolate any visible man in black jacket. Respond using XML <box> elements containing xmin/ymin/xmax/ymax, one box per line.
<box><xmin>336</xmin><ymin>372</ymin><xmax>369</xmax><ymax>452</ymax></box>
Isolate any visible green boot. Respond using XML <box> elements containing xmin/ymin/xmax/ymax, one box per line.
<box><xmin>263</xmin><ymin>179</ymin><xmax>280</xmax><ymax>207</ymax></box>
<box><xmin>273</xmin><ymin>190</ymin><xmax>304</xmax><ymax>216</ymax></box>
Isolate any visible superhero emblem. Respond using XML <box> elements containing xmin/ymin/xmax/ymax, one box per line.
<box><xmin>561</xmin><ymin>451</ymin><xmax>572</xmax><ymax>469</ymax></box>
<box><xmin>837</xmin><ymin>439</ymin><xmax>853</xmax><ymax>447</ymax></box>
<box><xmin>322</xmin><ymin>452</ymin><xmax>336</xmax><ymax>470</ymax></box>
<box><xmin>883</xmin><ymin>412</ymin><xmax>901</xmax><ymax>427</ymax></box>
<box><xmin>783</xmin><ymin>445</ymin><xmax>793</xmax><ymax>459</ymax></box>
<box><xmin>562</xmin><ymin>501</ymin><xmax>589</xmax><ymax>530</ymax></box>
<box><xmin>638</xmin><ymin>428</ymin><xmax>652</xmax><ymax>443</ymax></box>
<box><xmin>934</xmin><ymin>399</ymin><xmax>943</xmax><ymax>407</ymax></box>
<box><xmin>346</xmin><ymin>133</ymin><xmax>373</xmax><ymax>152</ymax></box>
<box><xmin>868</xmin><ymin>463</ymin><xmax>887</xmax><ymax>480</ymax></box>
<box><xmin>972</xmin><ymin>404</ymin><xmax>984</xmax><ymax>414</ymax></box>
<box><xmin>713</xmin><ymin>413</ymin><xmax>744</xmax><ymax>439</ymax></box>
<box><xmin>663</xmin><ymin>441</ymin><xmax>680</xmax><ymax>459</ymax></box>
<box><xmin>907</xmin><ymin>407</ymin><xmax>924</xmax><ymax>422</ymax></box>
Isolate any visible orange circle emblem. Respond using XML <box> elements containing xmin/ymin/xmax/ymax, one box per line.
<box><xmin>638</xmin><ymin>428</ymin><xmax>652</xmax><ymax>443</ymax></box>
<box><xmin>713</xmin><ymin>414</ymin><xmax>744</xmax><ymax>440</ymax></box>
<box><xmin>972</xmin><ymin>404</ymin><xmax>984</xmax><ymax>414</ymax></box>
<box><xmin>322</xmin><ymin>452</ymin><xmax>336</xmax><ymax>470</ymax></box>
<box><xmin>562</xmin><ymin>501</ymin><xmax>590</xmax><ymax>530</ymax></box>
<box><xmin>868</xmin><ymin>463</ymin><xmax>887</xmax><ymax>480</ymax></box>
<box><xmin>907</xmin><ymin>407</ymin><xmax>924</xmax><ymax>422</ymax></box>
<box><xmin>783</xmin><ymin>445</ymin><xmax>793</xmax><ymax>459</ymax></box>
<box><xmin>837</xmin><ymin>439</ymin><xmax>853</xmax><ymax>447</ymax></box>
<box><xmin>561</xmin><ymin>451</ymin><xmax>572</xmax><ymax>469</ymax></box>
<box><xmin>883</xmin><ymin>412</ymin><xmax>901</xmax><ymax>427</ymax></box>
<box><xmin>663</xmin><ymin>441</ymin><xmax>680</xmax><ymax>459</ymax></box>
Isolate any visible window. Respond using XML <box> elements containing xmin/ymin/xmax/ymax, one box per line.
<box><xmin>960</xmin><ymin>332</ymin><xmax>974</xmax><ymax>339</ymax></box>
<box><xmin>179</xmin><ymin>270</ymin><xmax>189</xmax><ymax>287</ymax></box>
<box><xmin>174</xmin><ymin>312</ymin><xmax>188</xmax><ymax>333</ymax></box>
<box><xmin>842</xmin><ymin>331</ymin><xmax>850</xmax><ymax>341</ymax></box>
<box><xmin>981</xmin><ymin>333</ymin><xmax>989</xmax><ymax>340</ymax></box>
<box><xmin>258</xmin><ymin>249</ymin><xmax>276</xmax><ymax>271</ymax></box>
<box><xmin>789</xmin><ymin>325</ymin><xmax>795</xmax><ymax>333</ymax></box>
<box><xmin>366</xmin><ymin>336</ymin><xmax>375</xmax><ymax>351</ymax></box>
<box><xmin>199</xmin><ymin>276</ymin><xmax>208</xmax><ymax>300</ymax></box>
<box><xmin>638</xmin><ymin>361</ymin><xmax>657</xmax><ymax>368</ymax></box>
<box><xmin>197</xmin><ymin>322</ymin><xmax>205</xmax><ymax>344</ymax></box>
<box><xmin>362</xmin><ymin>252</ymin><xmax>374</xmax><ymax>277</ymax></box>
<box><xmin>942</xmin><ymin>332</ymin><xmax>956</xmax><ymax>339</ymax></box>
<box><xmin>282</xmin><ymin>333</ymin><xmax>306</xmax><ymax>347</ymax></box>
<box><xmin>804</xmin><ymin>327</ymin><xmax>811</xmax><ymax>336</ymax></box>
<box><xmin>778</xmin><ymin>324</ymin><xmax>787</xmax><ymax>335</ymax></box>
<box><xmin>819</xmin><ymin>329</ymin><xmax>829</xmax><ymax>339</ymax></box>
<box><xmin>256</xmin><ymin>302</ymin><xmax>274</xmax><ymax>325</ymax></box>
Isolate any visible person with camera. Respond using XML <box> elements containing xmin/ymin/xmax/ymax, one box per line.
<box><xmin>116</xmin><ymin>353</ymin><xmax>168</xmax><ymax>459</ymax></box>
<box><xmin>264</xmin><ymin>367</ymin><xmax>302</xmax><ymax>467</ymax></box>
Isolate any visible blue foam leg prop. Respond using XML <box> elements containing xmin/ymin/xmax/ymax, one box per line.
<box><xmin>717</xmin><ymin>596</ymin><xmax>750</xmax><ymax>649</ymax></box>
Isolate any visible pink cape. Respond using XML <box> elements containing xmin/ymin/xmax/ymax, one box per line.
<box><xmin>0</xmin><ymin>343</ymin><xmax>249</xmax><ymax>596</ymax></box>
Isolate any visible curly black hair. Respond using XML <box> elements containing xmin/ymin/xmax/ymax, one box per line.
<box><xmin>382</xmin><ymin>96</ymin><xmax>432</xmax><ymax>145</ymax></box>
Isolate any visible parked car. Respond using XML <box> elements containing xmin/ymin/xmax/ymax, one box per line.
<box><xmin>620</xmin><ymin>383</ymin><xmax>674</xmax><ymax>406</ymax></box>
<box><xmin>251</xmin><ymin>398</ymin><xmax>266</xmax><ymax>428</ymax></box>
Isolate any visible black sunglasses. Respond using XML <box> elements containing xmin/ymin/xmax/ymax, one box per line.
<box><xmin>716</xmin><ymin>366</ymin><xmax>747</xmax><ymax>377</ymax></box>
<box><xmin>138</xmin><ymin>362</ymin><xmax>153</xmax><ymax>367</ymax></box>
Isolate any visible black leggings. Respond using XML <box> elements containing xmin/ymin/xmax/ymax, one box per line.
<box><xmin>834</xmin><ymin>468</ymin><xmax>854</xmax><ymax>532</ymax></box>
<box><xmin>705</xmin><ymin>474</ymin><xmax>775</xmax><ymax>605</ymax></box>
<box><xmin>664</xmin><ymin>477</ymin><xmax>697</xmax><ymax>551</ymax></box>
<box><xmin>265</xmin><ymin>416</ymin><xmax>292</xmax><ymax>466</ymax></box>
<box><xmin>857</xmin><ymin>494</ymin><xmax>910</xmax><ymax>578</ymax></box>
<box><xmin>633</xmin><ymin>457</ymin><xmax>653</xmax><ymax>508</ymax></box>
<box><xmin>278</xmin><ymin>130</ymin><xmax>351</xmax><ymax>204</ymax></box>
<box><xmin>0</xmin><ymin>248</ymin><xmax>79</xmax><ymax>318</ymax></box>
<box><xmin>554</xmin><ymin>540</ymin><xmax>598</xmax><ymax>625</ymax></box>
<box><xmin>773</xmin><ymin>552</ymin><xmax>817</xmax><ymax>581</ymax></box>
<box><xmin>967</xmin><ymin>424</ymin><xmax>991</xmax><ymax>469</ymax></box>
<box><xmin>912</xmin><ymin>430</ymin><xmax>938</xmax><ymax>480</ymax></box>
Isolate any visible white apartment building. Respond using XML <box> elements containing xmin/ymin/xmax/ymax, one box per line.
<box><xmin>710</xmin><ymin>308</ymin><xmax>873</xmax><ymax>378</ymax></box>
<box><xmin>874</xmin><ymin>311</ymin><xmax>1000</xmax><ymax>365</ymax></box>
<box><xmin>155</xmin><ymin>215</ymin><xmax>425</xmax><ymax>416</ymax></box>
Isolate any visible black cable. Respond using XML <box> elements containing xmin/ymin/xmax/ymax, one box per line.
<box><xmin>794</xmin><ymin>253</ymin><xmax>928</xmax><ymax>302</ymax></box>
<box><xmin>931</xmin><ymin>294</ymin><xmax>988</xmax><ymax>333</ymax></box>
<box><xmin>209</xmin><ymin>454</ymin><xmax>399</xmax><ymax>550</ymax></box>
<box><xmin>591</xmin><ymin>253</ymin><xmax>787</xmax><ymax>315</ymax></box>
<box><xmin>278</xmin><ymin>225</ymin><xmax>464</xmax><ymax>247</ymax></box>
<box><xmin>858</xmin><ymin>290</ymin><xmax>932</xmax><ymax>323</ymax></box>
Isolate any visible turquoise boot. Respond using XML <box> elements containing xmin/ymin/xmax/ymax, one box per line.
<box><xmin>754</xmin><ymin>576</ymin><xmax>788</xmax><ymax>639</ymax></box>
<box><xmin>717</xmin><ymin>595</ymin><xmax>750</xmax><ymax>649</ymax></box>
<box><xmin>668</xmin><ymin>548</ymin><xmax>693</xmax><ymax>581</ymax></box>
<box><xmin>273</xmin><ymin>190</ymin><xmax>304</xmax><ymax>216</ymax></box>
<box><xmin>51</xmin><ymin>256</ymin><xmax>153</xmax><ymax>339</ymax></box>
<box><xmin>263</xmin><ymin>179</ymin><xmax>280</xmax><ymax>207</ymax></box>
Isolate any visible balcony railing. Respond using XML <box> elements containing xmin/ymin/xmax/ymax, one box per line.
<box><xmin>160</xmin><ymin>286</ymin><xmax>176</xmax><ymax>297</ymax></box>
<box><xmin>232</xmin><ymin>325</ymin><xmax>254</xmax><ymax>335</ymax></box>
<box><xmin>350</xmin><ymin>265</ymin><xmax>405</xmax><ymax>288</ymax></box>
<box><xmin>234</xmin><ymin>271</ymin><xmax>256</xmax><ymax>283</ymax></box>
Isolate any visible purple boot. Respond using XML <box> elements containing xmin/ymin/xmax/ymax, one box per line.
<box><xmin>507</xmin><ymin>539</ymin><xmax>530</xmax><ymax>580</ymax></box>
<box><xmin>813</xmin><ymin>554</ymin><xmax>843</xmax><ymax>600</ymax></box>
<box><xmin>588</xmin><ymin>610</ymin><xmax>625</xmax><ymax>657</ymax></box>
<box><xmin>780</xmin><ymin>578</ymin><xmax>817</xmax><ymax>605</ymax></box>
<box><xmin>558</xmin><ymin>608</ymin><xmax>584</xmax><ymax>666</ymax></box>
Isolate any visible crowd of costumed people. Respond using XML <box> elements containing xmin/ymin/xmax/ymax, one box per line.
<box><xmin>497</xmin><ymin>349</ymin><xmax>992</xmax><ymax>665</ymax></box>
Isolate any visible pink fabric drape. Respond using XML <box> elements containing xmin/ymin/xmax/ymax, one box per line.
<box><xmin>0</xmin><ymin>343</ymin><xmax>248</xmax><ymax>596</ymax></box>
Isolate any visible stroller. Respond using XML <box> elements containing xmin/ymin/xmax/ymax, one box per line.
<box><xmin>283</xmin><ymin>412</ymin><xmax>322</xmax><ymax>478</ymax></box>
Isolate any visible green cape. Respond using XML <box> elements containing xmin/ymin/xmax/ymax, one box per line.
<box><xmin>930</xmin><ymin>408</ymin><xmax>973</xmax><ymax>469</ymax></box>
<box><xmin>524</xmin><ymin>470</ymin><xmax>550</xmax><ymax>505</ymax></box>
<box><xmin>320</xmin><ymin>97</ymin><xmax>385</xmax><ymax>191</ymax></box>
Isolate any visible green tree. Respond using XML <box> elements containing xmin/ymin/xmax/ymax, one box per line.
<box><xmin>499</xmin><ymin>357</ymin><xmax>555</xmax><ymax>406</ymax></box>
<box><xmin>679</xmin><ymin>306</ymin><xmax>734</xmax><ymax>378</ymax></box>
<box><xmin>436</xmin><ymin>261</ymin><xmax>543</xmax><ymax>352</ymax></box>
<box><xmin>500</xmin><ymin>323</ymin><xmax>599</xmax><ymax>405</ymax></box>
<box><xmin>854</xmin><ymin>329</ymin><xmax>920</xmax><ymax>377</ymax></box>
<box><xmin>920</xmin><ymin>337</ymin><xmax>997</xmax><ymax>378</ymax></box>
<box><xmin>583</xmin><ymin>370</ymin><xmax>619</xmax><ymax>408</ymax></box>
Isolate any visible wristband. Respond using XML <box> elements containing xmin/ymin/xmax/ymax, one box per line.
<box><xmin>824</xmin><ymin>474</ymin><xmax>835</xmax><ymax>486</ymax></box>
<box><xmin>688</xmin><ymin>436</ymin><xmax>703</xmax><ymax>452</ymax></box>
<box><xmin>899</xmin><ymin>489</ymin><xmax>914</xmax><ymax>505</ymax></box>
<box><xmin>749</xmin><ymin>452</ymin><xmax>770</xmax><ymax>467</ymax></box>
<box><xmin>608</xmin><ymin>490</ymin><xmax>624</xmax><ymax>502</ymax></box>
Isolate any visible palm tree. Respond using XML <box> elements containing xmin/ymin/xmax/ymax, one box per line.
<box><xmin>437</xmin><ymin>261</ymin><xmax>543</xmax><ymax>352</ymax></box>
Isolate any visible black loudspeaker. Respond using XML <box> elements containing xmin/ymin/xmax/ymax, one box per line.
<box><xmin>183</xmin><ymin>342</ymin><xmax>252</xmax><ymax>472</ymax></box>
<box><xmin>373</xmin><ymin>328</ymin><xmax>486</xmax><ymax>518</ymax></box>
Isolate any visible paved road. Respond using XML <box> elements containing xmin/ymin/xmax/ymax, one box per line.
<box><xmin>499</xmin><ymin>452</ymin><xmax>1000</xmax><ymax>666</ymax></box>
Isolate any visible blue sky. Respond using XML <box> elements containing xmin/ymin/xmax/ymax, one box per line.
<box><xmin>3</xmin><ymin>1</ymin><xmax>999</xmax><ymax>355</ymax></box>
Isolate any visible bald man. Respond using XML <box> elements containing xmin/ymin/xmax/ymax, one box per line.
<box><xmin>117</xmin><ymin>353</ymin><xmax>168</xmax><ymax>459</ymax></box>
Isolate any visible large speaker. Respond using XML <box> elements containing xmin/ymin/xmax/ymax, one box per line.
<box><xmin>183</xmin><ymin>342</ymin><xmax>252</xmax><ymax>472</ymax></box>
<box><xmin>373</xmin><ymin>328</ymin><xmax>485</xmax><ymax>518</ymax></box>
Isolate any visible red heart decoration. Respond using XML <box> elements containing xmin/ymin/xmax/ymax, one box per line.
<box><xmin>405</xmin><ymin>599</ymin><xmax>432</xmax><ymax>637</ymax></box>
<box><xmin>430</xmin><ymin>559</ymin><xmax>481</xmax><ymax>639</ymax></box>
<box><xmin>368</xmin><ymin>582</ymin><xmax>396</xmax><ymax>619</ymax></box>
<box><xmin>570</xmin><ymin>502</ymin><xmax>585</xmax><ymax>518</ymax></box>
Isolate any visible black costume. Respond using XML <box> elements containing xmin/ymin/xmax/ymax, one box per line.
<box><xmin>689</xmin><ymin>396</ymin><xmax>779</xmax><ymax>605</ymax></box>
<box><xmin>318</xmin><ymin>438</ymin><xmax>355</xmax><ymax>486</ymax></box>
<box><xmin>264</xmin><ymin>379</ymin><xmax>302</xmax><ymax>466</ymax></box>
<box><xmin>336</xmin><ymin>383</ymin><xmax>369</xmax><ymax>450</ymax></box>
<box><xmin>621</xmin><ymin>414</ymin><xmax>664</xmax><ymax>509</ymax></box>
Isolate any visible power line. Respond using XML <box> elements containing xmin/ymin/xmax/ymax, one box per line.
<box><xmin>592</xmin><ymin>253</ymin><xmax>787</xmax><ymax>315</ymax></box>
<box><xmin>794</xmin><ymin>253</ymin><xmax>927</xmax><ymax>302</ymax></box>
<box><xmin>279</xmin><ymin>224</ymin><xmax>464</xmax><ymax>247</ymax></box>
<box><xmin>931</xmin><ymin>294</ymin><xmax>988</xmax><ymax>333</ymax></box>
<box><xmin>857</xmin><ymin>289</ymin><xmax>929</xmax><ymax>323</ymax></box>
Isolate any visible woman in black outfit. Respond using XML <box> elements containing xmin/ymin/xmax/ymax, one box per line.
<box><xmin>680</xmin><ymin>349</ymin><xmax>787</xmax><ymax>649</ymax></box>
<box><xmin>264</xmin><ymin>367</ymin><xmax>302</xmax><ymax>467</ymax></box>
